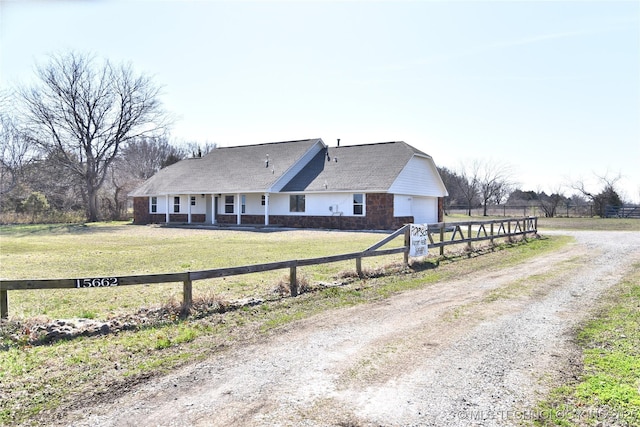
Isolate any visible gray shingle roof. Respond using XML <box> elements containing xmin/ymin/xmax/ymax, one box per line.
<box><xmin>129</xmin><ymin>139</ymin><xmax>322</xmax><ymax>196</ymax></box>
<box><xmin>129</xmin><ymin>139</ymin><xmax>437</xmax><ymax>196</ymax></box>
<box><xmin>281</xmin><ymin>141</ymin><xmax>427</xmax><ymax>192</ymax></box>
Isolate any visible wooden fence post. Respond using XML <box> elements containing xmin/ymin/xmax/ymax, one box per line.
<box><xmin>182</xmin><ymin>274</ymin><xmax>193</xmax><ymax>315</ymax></box>
<box><xmin>1</xmin><ymin>289</ymin><xmax>7</xmax><ymax>319</ymax></box>
<box><xmin>490</xmin><ymin>223</ymin><xmax>494</xmax><ymax>246</ymax></box>
<box><xmin>403</xmin><ymin>226</ymin><xmax>410</xmax><ymax>267</ymax></box>
<box><xmin>467</xmin><ymin>224</ymin><xmax>472</xmax><ymax>251</ymax></box>
<box><xmin>439</xmin><ymin>224</ymin><xmax>445</xmax><ymax>256</ymax></box>
<box><xmin>356</xmin><ymin>256</ymin><xmax>363</xmax><ymax>278</ymax></box>
<box><xmin>290</xmin><ymin>261</ymin><xmax>298</xmax><ymax>297</ymax></box>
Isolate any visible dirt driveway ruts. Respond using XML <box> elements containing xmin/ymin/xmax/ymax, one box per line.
<box><xmin>60</xmin><ymin>230</ymin><xmax>640</xmax><ymax>427</ymax></box>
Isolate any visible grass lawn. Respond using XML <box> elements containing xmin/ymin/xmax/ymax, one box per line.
<box><xmin>536</xmin><ymin>217</ymin><xmax>640</xmax><ymax>231</ymax></box>
<box><xmin>535</xmin><ymin>262</ymin><xmax>640</xmax><ymax>426</ymax></box>
<box><xmin>0</xmin><ymin>223</ymin><xmax>406</xmax><ymax>319</ymax></box>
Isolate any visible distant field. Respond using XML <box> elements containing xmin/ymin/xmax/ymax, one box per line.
<box><xmin>445</xmin><ymin>214</ymin><xmax>640</xmax><ymax>231</ymax></box>
<box><xmin>535</xmin><ymin>216</ymin><xmax>640</xmax><ymax>231</ymax></box>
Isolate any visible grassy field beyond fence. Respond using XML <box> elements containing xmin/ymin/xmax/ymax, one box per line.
<box><xmin>0</xmin><ymin>223</ymin><xmax>409</xmax><ymax>319</ymax></box>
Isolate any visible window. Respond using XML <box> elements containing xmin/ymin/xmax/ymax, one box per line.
<box><xmin>290</xmin><ymin>195</ymin><xmax>305</xmax><ymax>212</ymax></box>
<box><xmin>261</xmin><ymin>195</ymin><xmax>266</xmax><ymax>206</ymax></box>
<box><xmin>190</xmin><ymin>196</ymin><xmax>196</xmax><ymax>206</ymax></box>
<box><xmin>151</xmin><ymin>197</ymin><xmax>157</xmax><ymax>213</ymax></box>
<box><xmin>241</xmin><ymin>195</ymin><xmax>246</xmax><ymax>214</ymax></box>
<box><xmin>353</xmin><ymin>194</ymin><xmax>364</xmax><ymax>215</ymax></box>
<box><xmin>173</xmin><ymin>196</ymin><xmax>180</xmax><ymax>213</ymax></box>
<box><xmin>225</xmin><ymin>195</ymin><xmax>234</xmax><ymax>214</ymax></box>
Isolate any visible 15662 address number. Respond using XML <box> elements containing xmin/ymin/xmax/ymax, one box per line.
<box><xmin>76</xmin><ymin>277</ymin><xmax>119</xmax><ymax>288</ymax></box>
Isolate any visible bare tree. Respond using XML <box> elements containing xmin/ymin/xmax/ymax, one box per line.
<box><xmin>475</xmin><ymin>160</ymin><xmax>514</xmax><ymax>216</ymax></box>
<box><xmin>0</xmin><ymin>92</ymin><xmax>35</xmax><ymax>199</ymax></box>
<box><xmin>437</xmin><ymin>166</ymin><xmax>469</xmax><ymax>214</ymax></box>
<box><xmin>101</xmin><ymin>136</ymin><xmax>186</xmax><ymax>220</ymax></box>
<box><xmin>118</xmin><ymin>136</ymin><xmax>186</xmax><ymax>182</ymax></box>
<box><xmin>184</xmin><ymin>141</ymin><xmax>217</xmax><ymax>158</ymax></box>
<box><xmin>572</xmin><ymin>172</ymin><xmax>623</xmax><ymax>217</ymax></box>
<box><xmin>456</xmin><ymin>160</ymin><xmax>514</xmax><ymax>216</ymax></box>
<box><xmin>537</xmin><ymin>190</ymin><xmax>565</xmax><ymax>218</ymax></box>
<box><xmin>17</xmin><ymin>52</ymin><xmax>170</xmax><ymax>222</ymax></box>
<box><xmin>457</xmin><ymin>162</ymin><xmax>480</xmax><ymax>216</ymax></box>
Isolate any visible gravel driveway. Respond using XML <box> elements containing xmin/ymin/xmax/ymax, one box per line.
<box><xmin>61</xmin><ymin>230</ymin><xmax>640</xmax><ymax>427</ymax></box>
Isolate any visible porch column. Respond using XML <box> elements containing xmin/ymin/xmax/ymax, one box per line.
<box><xmin>211</xmin><ymin>196</ymin><xmax>216</xmax><ymax>225</ymax></box>
<box><xmin>236</xmin><ymin>193</ymin><xmax>241</xmax><ymax>225</ymax></box>
<box><xmin>187</xmin><ymin>194</ymin><xmax>192</xmax><ymax>224</ymax></box>
<box><xmin>165</xmin><ymin>195</ymin><xmax>170</xmax><ymax>223</ymax></box>
<box><xmin>264</xmin><ymin>193</ymin><xmax>270</xmax><ymax>226</ymax></box>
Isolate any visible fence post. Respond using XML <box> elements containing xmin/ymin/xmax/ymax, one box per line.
<box><xmin>467</xmin><ymin>224</ymin><xmax>472</xmax><ymax>251</ymax></box>
<box><xmin>439</xmin><ymin>224</ymin><xmax>444</xmax><ymax>256</ymax></box>
<box><xmin>290</xmin><ymin>261</ymin><xmax>298</xmax><ymax>297</ymax></box>
<box><xmin>1</xmin><ymin>289</ymin><xmax>7</xmax><ymax>319</ymax></box>
<box><xmin>490</xmin><ymin>222</ymin><xmax>494</xmax><ymax>246</ymax></box>
<box><xmin>403</xmin><ymin>225</ymin><xmax>410</xmax><ymax>267</ymax></box>
<box><xmin>356</xmin><ymin>256</ymin><xmax>363</xmax><ymax>278</ymax></box>
<box><xmin>182</xmin><ymin>273</ymin><xmax>193</xmax><ymax>315</ymax></box>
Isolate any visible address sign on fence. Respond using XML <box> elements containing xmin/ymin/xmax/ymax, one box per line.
<box><xmin>76</xmin><ymin>278</ymin><xmax>119</xmax><ymax>288</ymax></box>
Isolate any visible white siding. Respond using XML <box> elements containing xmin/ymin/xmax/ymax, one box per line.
<box><xmin>188</xmin><ymin>195</ymin><xmax>207</xmax><ymax>214</ymax></box>
<box><xmin>164</xmin><ymin>194</ymin><xmax>207</xmax><ymax>214</ymax></box>
<box><xmin>394</xmin><ymin>194</ymin><xmax>412</xmax><ymax>217</ymax></box>
<box><xmin>267</xmin><ymin>194</ymin><xmax>290</xmax><ymax>214</ymax></box>
<box><xmin>268</xmin><ymin>192</ymin><xmax>364</xmax><ymax>216</ymax></box>
<box><xmin>394</xmin><ymin>194</ymin><xmax>438</xmax><ymax>224</ymax></box>
<box><xmin>244</xmin><ymin>194</ymin><xmax>265</xmax><ymax>215</ymax></box>
<box><xmin>150</xmin><ymin>195</ymin><xmax>167</xmax><ymax>214</ymax></box>
<box><xmin>388</xmin><ymin>156</ymin><xmax>448</xmax><ymax>197</ymax></box>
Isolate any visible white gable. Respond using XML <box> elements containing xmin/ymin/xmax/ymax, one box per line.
<box><xmin>388</xmin><ymin>156</ymin><xmax>448</xmax><ymax>197</ymax></box>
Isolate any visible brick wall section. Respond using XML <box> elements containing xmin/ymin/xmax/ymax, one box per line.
<box><xmin>216</xmin><ymin>215</ymin><xmax>239</xmax><ymax>225</ymax></box>
<box><xmin>438</xmin><ymin>197</ymin><xmax>444</xmax><ymax>222</ymax></box>
<box><xmin>366</xmin><ymin>193</ymin><xmax>395</xmax><ymax>229</ymax></box>
<box><xmin>150</xmin><ymin>214</ymin><xmax>165</xmax><ymax>224</ymax></box>
<box><xmin>133</xmin><ymin>197</ymin><xmax>150</xmax><ymax>225</ymax></box>
<box><xmin>191</xmin><ymin>214</ymin><xmax>206</xmax><ymax>223</ymax></box>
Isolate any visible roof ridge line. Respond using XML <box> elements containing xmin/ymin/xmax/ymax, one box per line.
<box><xmin>216</xmin><ymin>138</ymin><xmax>321</xmax><ymax>149</ymax></box>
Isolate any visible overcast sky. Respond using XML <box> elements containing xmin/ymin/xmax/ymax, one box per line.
<box><xmin>2</xmin><ymin>0</ymin><xmax>639</xmax><ymax>202</ymax></box>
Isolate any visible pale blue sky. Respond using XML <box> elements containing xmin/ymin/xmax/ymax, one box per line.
<box><xmin>1</xmin><ymin>0</ymin><xmax>639</xmax><ymax>202</ymax></box>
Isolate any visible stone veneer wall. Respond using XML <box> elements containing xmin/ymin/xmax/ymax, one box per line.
<box><xmin>149</xmin><ymin>214</ymin><xmax>165</xmax><ymax>224</ymax></box>
<box><xmin>148</xmin><ymin>213</ymin><xmax>206</xmax><ymax>224</ymax></box>
<box><xmin>133</xmin><ymin>197</ymin><xmax>150</xmax><ymax>225</ymax></box>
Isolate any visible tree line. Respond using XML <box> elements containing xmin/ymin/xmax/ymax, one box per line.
<box><xmin>438</xmin><ymin>164</ymin><xmax>626</xmax><ymax>218</ymax></box>
<box><xmin>0</xmin><ymin>52</ymin><xmax>629</xmax><ymax>223</ymax></box>
<box><xmin>1</xmin><ymin>52</ymin><xmax>214</xmax><ymax>223</ymax></box>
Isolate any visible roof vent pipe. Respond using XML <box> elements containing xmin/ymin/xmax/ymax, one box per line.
<box><xmin>337</xmin><ymin>138</ymin><xmax>340</xmax><ymax>147</ymax></box>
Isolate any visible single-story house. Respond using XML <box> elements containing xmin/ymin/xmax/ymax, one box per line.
<box><xmin>129</xmin><ymin>138</ymin><xmax>448</xmax><ymax>230</ymax></box>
